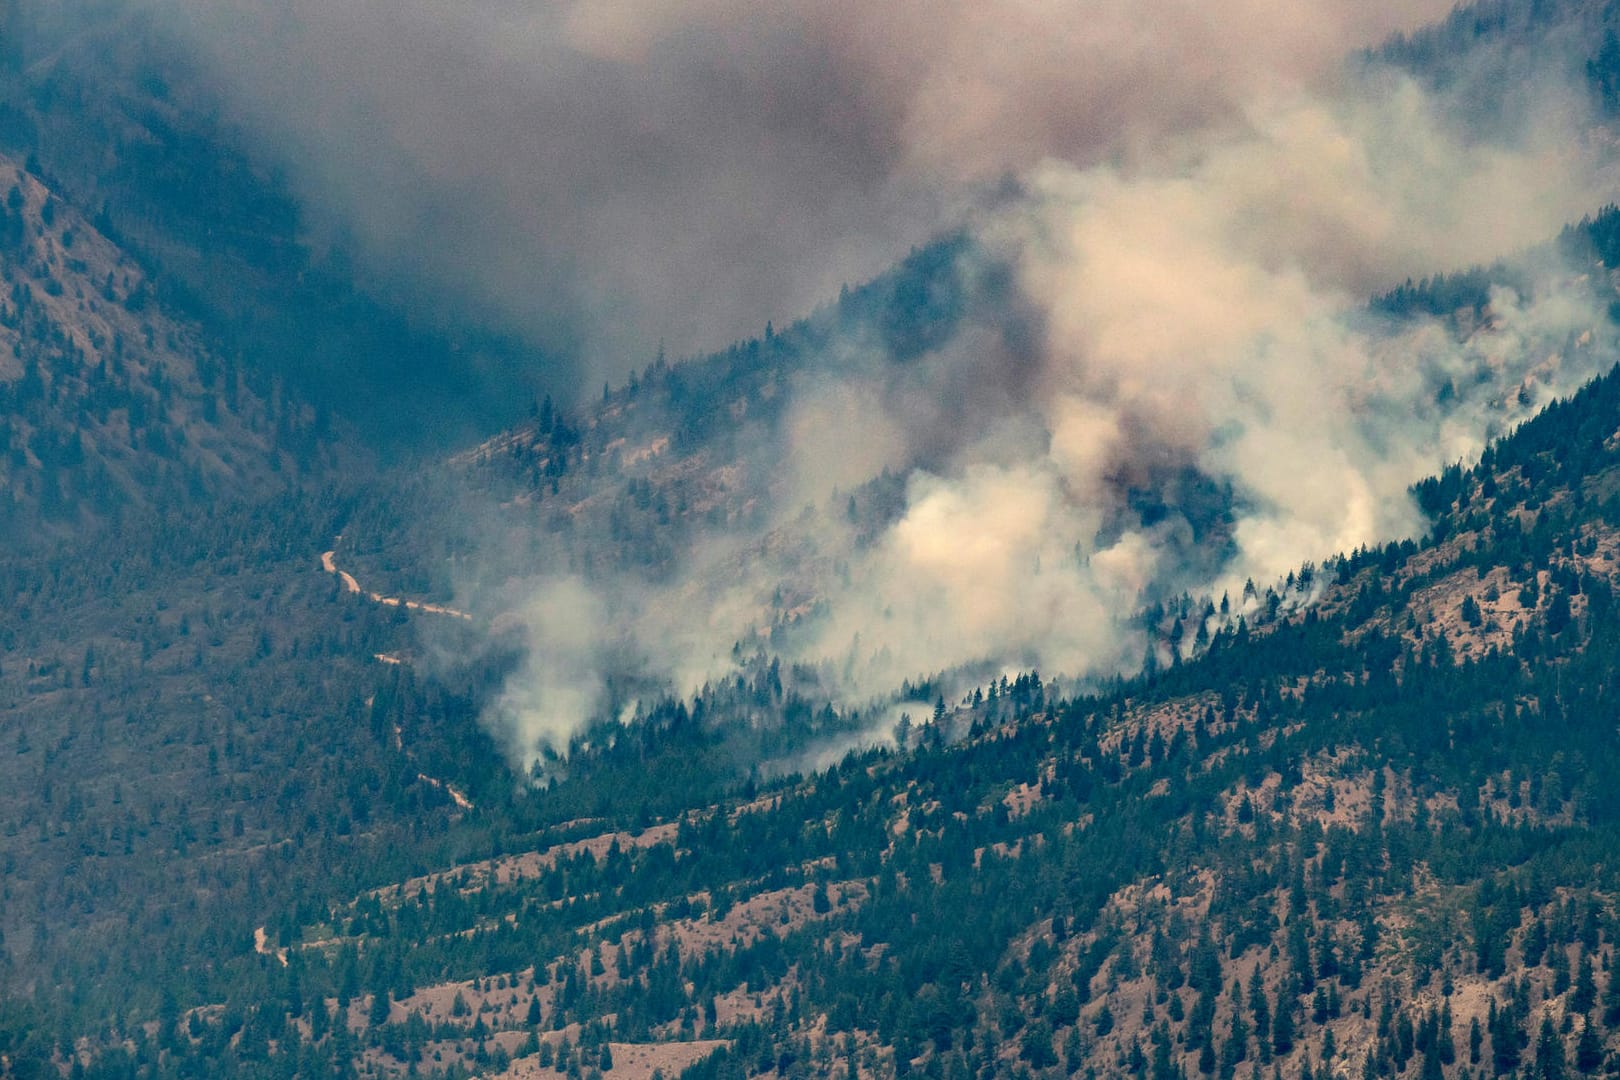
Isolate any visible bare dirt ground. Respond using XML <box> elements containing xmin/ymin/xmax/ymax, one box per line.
<box><xmin>654</xmin><ymin>880</ymin><xmax>866</xmax><ymax>963</ymax></box>
<box><xmin>1003</xmin><ymin>780</ymin><xmax>1045</xmax><ymax>818</ymax></box>
<box><xmin>252</xmin><ymin>926</ymin><xmax>288</xmax><ymax>967</ymax></box>
<box><xmin>490</xmin><ymin>1039</ymin><xmax>728</xmax><ymax>1079</ymax></box>
<box><xmin>371</xmin><ymin>822</ymin><xmax>682</xmax><ymax>903</ymax></box>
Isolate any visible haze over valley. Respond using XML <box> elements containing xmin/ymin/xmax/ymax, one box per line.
<box><xmin>8</xmin><ymin>2</ymin><xmax>1620</xmax><ymax>1079</ymax></box>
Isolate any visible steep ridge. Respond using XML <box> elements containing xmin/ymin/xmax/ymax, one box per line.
<box><xmin>0</xmin><ymin>153</ymin><xmax>307</xmax><ymax>539</ymax></box>
<box><xmin>18</xmin><ymin>351</ymin><xmax>1620</xmax><ymax>1077</ymax></box>
<box><xmin>0</xmin><ymin>3</ymin><xmax>551</xmax><ymax>448</ymax></box>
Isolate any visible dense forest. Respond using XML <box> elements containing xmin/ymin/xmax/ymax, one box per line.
<box><xmin>12</xmin><ymin>0</ymin><xmax>1620</xmax><ymax>1076</ymax></box>
<box><xmin>3</xmin><ymin>175</ymin><xmax>1620</xmax><ymax>1077</ymax></box>
<box><xmin>13</xmin><ymin>318</ymin><xmax>1620</xmax><ymax>1080</ymax></box>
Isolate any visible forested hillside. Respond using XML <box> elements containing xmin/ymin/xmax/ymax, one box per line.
<box><xmin>6</xmin><ymin>164</ymin><xmax>1620</xmax><ymax>1080</ymax></box>
<box><xmin>0</xmin><ymin>2</ymin><xmax>547</xmax><ymax>448</ymax></box>
<box><xmin>10</xmin><ymin>0</ymin><xmax>1620</xmax><ymax>1077</ymax></box>
<box><xmin>7</xmin><ymin>310</ymin><xmax>1620</xmax><ymax>1080</ymax></box>
<box><xmin>0</xmin><ymin>152</ymin><xmax>312</xmax><ymax>540</ymax></box>
<box><xmin>1371</xmin><ymin>0</ymin><xmax>1620</xmax><ymax>119</ymax></box>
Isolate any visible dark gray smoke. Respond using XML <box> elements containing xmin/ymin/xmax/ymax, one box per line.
<box><xmin>141</xmin><ymin>0</ymin><xmax>1458</xmax><ymax>383</ymax></box>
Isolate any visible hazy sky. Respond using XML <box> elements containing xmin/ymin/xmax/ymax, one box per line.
<box><xmin>150</xmin><ymin>0</ymin><xmax>1460</xmax><ymax>384</ymax></box>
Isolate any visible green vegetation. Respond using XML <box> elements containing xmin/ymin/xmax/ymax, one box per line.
<box><xmin>10</xmin><ymin>309</ymin><xmax>1620</xmax><ymax>1080</ymax></box>
<box><xmin>10</xmin><ymin>2</ymin><xmax>1620</xmax><ymax>1077</ymax></box>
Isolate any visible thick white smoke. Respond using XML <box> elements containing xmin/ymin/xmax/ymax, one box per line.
<box><xmin>995</xmin><ymin>80</ymin><xmax>1605</xmax><ymax>584</ymax></box>
<box><xmin>477</xmin><ymin>60</ymin><xmax>1618</xmax><ymax>768</ymax></box>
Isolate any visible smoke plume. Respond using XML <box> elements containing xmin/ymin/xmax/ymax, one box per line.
<box><xmin>472</xmin><ymin>54</ymin><xmax>1617</xmax><ymax>768</ymax></box>
<box><xmin>123</xmin><ymin>0</ymin><xmax>1620</xmax><ymax>766</ymax></box>
<box><xmin>140</xmin><ymin>0</ymin><xmax>1459</xmax><ymax>381</ymax></box>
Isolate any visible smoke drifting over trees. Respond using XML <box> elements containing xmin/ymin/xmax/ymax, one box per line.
<box><xmin>472</xmin><ymin>47</ymin><xmax>1618</xmax><ymax>766</ymax></box>
<box><xmin>91</xmin><ymin>0</ymin><xmax>1620</xmax><ymax>766</ymax></box>
<box><xmin>138</xmin><ymin>0</ymin><xmax>1459</xmax><ymax>375</ymax></box>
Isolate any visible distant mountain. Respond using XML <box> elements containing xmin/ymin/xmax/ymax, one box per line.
<box><xmin>0</xmin><ymin>152</ymin><xmax>304</xmax><ymax>540</ymax></box>
<box><xmin>0</xmin><ymin>1</ymin><xmax>551</xmax><ymax>451</ymax></box>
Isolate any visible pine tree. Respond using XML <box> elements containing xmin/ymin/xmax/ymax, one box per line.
<box><xmin>1554</xmin><ymin>946</ymin><xmax>1573</xmax><ymax>996</ymax></box>
<box><xmin>1536</xmin><ymin>1014</ymin><xmax>1567</xmax><ymax>1080</ymax></box>
<box><xmin>1573</xmin><ymin>952</ymin><xmax>1597</xmax><ymax>1014</ymax></box>
<box><xmin>1251</xmin><ymin>967</ymin><xmax>1271</xmax><ymax>1046</ymax></box>
<box><xmin>1574</xmin><ymin>1020</ymin><xmax>1603</xmax><ymax>1075</ymax></box>
<box><xmin>1273</xmin><ymin>992</ymin><xmax>1295</xmax><ymax>1057</ymax></box>
<box><xmin>1492</xmin><ymin>998</ymin><xmax>1524</xmax><ymax>1077</ymax></box>
<box><xmin>1604</xmin><ymin>962</ymin><xmax>1620</xmax><ymax>1028</ymax></box>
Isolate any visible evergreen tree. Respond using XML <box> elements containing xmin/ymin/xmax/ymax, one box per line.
<box><xmin>1572</xmin><ymin>952</ymin><xmax>1597</xmax><ymax>1014</ymax></box>
<box><xmin>1574</xmin><ymin>1020</ymin><xmax>1603</xmax><ymax>1075</ymax></box>
<box><xmin>1272</xmin><ymin>993</ymin><xmax>1295</xmax><ymax>1057</ymax></box>
<box><xmin>1535</xmin><ymin>1014</ymin><xmax>1566</xmax><ymax>1080</ymax></box>
<box><xmin>1250</xmin><ymin>967</ymin><xmax>1271</xmax><ymax>1046</ymax></box>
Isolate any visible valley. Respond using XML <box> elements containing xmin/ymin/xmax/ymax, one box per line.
<box><xmin>9</xmin><ymin>1</ymin><xmax>1620</xmax><ymax>1079</ymax></box>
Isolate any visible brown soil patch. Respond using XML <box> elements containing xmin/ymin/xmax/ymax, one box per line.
<box><xmin>492</xmin><ymin>1039</ymin><xmax>728</xmax><ymax>1079</ymax></box>
<box><xmin>371</xmin><ymin>822</ymin><xmax>681</xmax><ymax>903</ymax></box>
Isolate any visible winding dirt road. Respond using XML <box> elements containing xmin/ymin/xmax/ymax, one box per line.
<box><xmin>320</xmin><ymin>549</ymin><xmax>472</xmax><ymax>620</ymax></box>
<box><xmin>318</xmin><ymin>541</ymin><xmax>477</xmax><ymax>811</ymax></box>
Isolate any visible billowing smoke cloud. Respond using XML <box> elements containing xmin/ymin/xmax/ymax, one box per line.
<box><xmin>145</xmin><ymin>0</ymin><xmax>1612</xmax><ymax>767</ymax></box>
<box><xmin>720</xmin><ymin>75</ymin><xmax>1611</xmax><ymax>683</ymax></box>
<box><xmin>140</xmin><ymin>0</ymin><xmax>1457</xmax><ymax>382</ymax></box>
<box><xmin>473</xmin><ymin>54</ymin><xmax>1618</xmax><ymax>769</ymax></box>
<box><xmin>990</xmin><ymin>79</ymin><xmax>1606</xmax><ymax>586</ymax></box>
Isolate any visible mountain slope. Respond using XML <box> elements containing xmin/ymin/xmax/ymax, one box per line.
<box><xmin>11</xmin><ymin>4</ymin><xmax>1620</xmax><ymax>1077</ymax></box>
<box><xmin>268</xmin><ymin>361</ymin><xmax>1620</xmax><ymax>1080</ymax></box>
<box><xmin>13</xmin><ymin>345</ymin><xmax>1620</xmax><ymax>1080</ymax></box>
<box><xmin>0</xmin><ymin>152</ymin><xmax>317</xmax><ymax>540</ymax></box>
<box><xmin>0</xmin><ymin>1</ymin><xmax>553</xmax><ymax>449</ymax></box>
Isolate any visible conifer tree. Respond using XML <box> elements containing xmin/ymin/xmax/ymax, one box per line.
<box><xmin>1575</xmin><ymin>1020</ymin><xmax>1603</xmax><ymax>1075</ymax></box>
<box><xmin>1536</xmin><ymin>1014</ymin><xmax>1566</xmax><ymax>1080</ymax></box>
